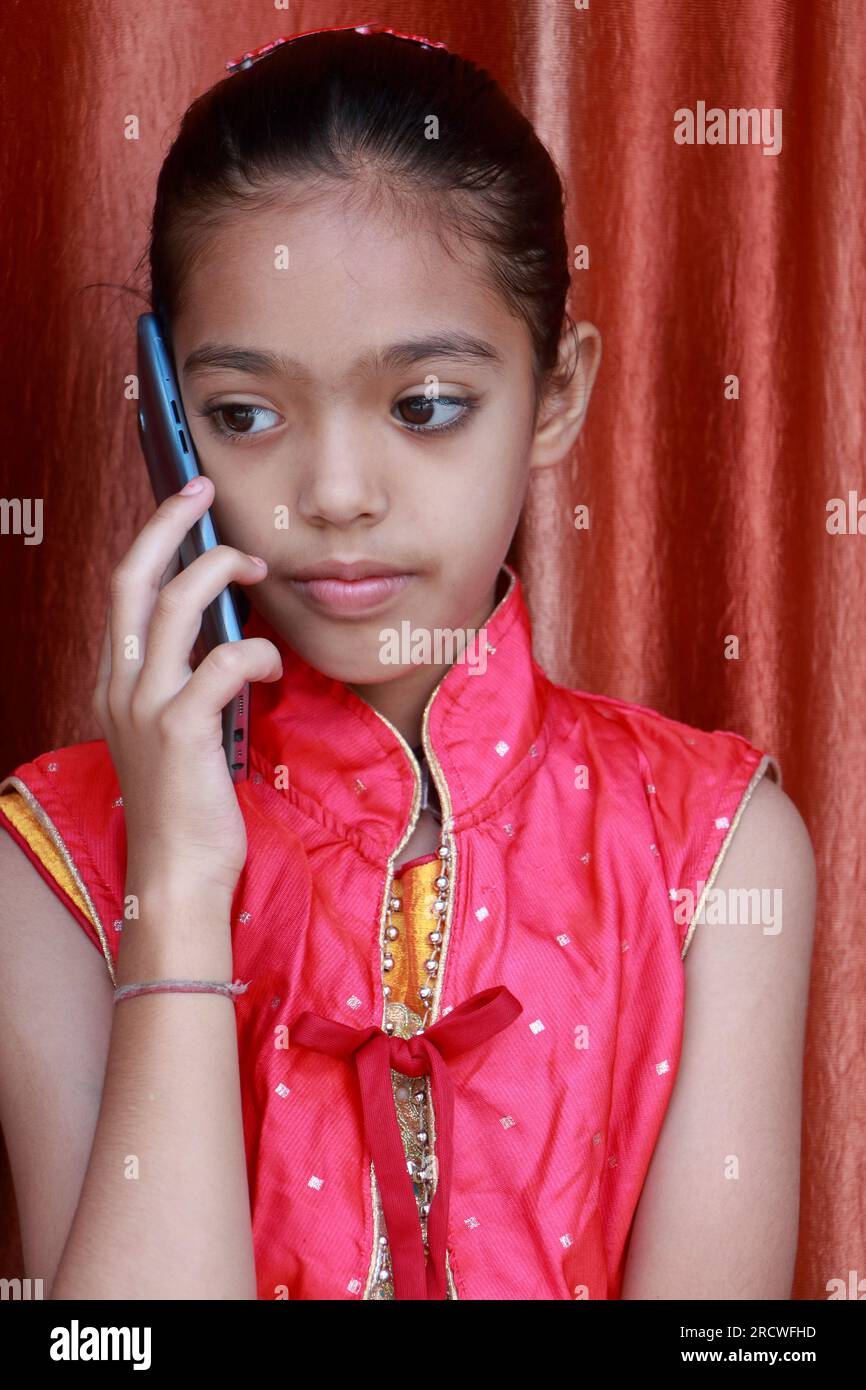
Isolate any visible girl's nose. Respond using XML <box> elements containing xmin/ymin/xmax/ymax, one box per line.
<box><xmin>295</xmin><ymin>448</ymin><xmax>389</xmax><ymax>527</ymax></box>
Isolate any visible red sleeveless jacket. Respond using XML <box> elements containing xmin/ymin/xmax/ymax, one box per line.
<box><xmin>0</xmin><ymin>563</ymin><xmax>779</xmax><ymax>1299</ymax></box>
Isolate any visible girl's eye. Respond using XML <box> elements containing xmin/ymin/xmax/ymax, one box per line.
<box><xmin>195</xmin><ymin>394</ymin><xmax>478</xmax><ymax>444</ymax></box>
<box><xmin>197</xmin><ymin>403</ymin><xmax>281</xmax><ymax>443</ymax></box>
<box><xmin>393</xmin><ymin>395</ymin><xmax>478</xmax><ymax>434</ymax></box>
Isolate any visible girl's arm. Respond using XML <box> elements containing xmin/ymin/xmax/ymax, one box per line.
<box><xmin>0</xmin><ymin>835</ymin><xmax>114</xmax><ymax>1298</ymax></box>
<box><xmin>0</xmin><ymin>837</ymin><xmax>257</xmax><ymax>1300</ymax></box>
<box><xmin>53</xmin><ymin>881</ymin><xmax>256</xmax><ymax>1300</ymax></box>
<box><xmin>0</xmin><ymin>478</ymin><xmax>279</xmax><ymax>1301</ymax></box>
<box><xmin>620</xmin><ymin>775</ymin><xmax>817</xmax><ymax>1299</ymax></box>
<box><xmin>0</xmin><ymin>476</ymin><xmax>283</xmax><ymax>1301</ymax></box>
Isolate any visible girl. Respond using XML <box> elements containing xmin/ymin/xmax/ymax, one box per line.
<box><xmin>0</xmin><ymin>23</ymin><xmax>815</xmax><ymax>1301</ymax></box>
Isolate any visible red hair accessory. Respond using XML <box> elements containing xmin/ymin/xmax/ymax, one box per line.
<box><xmin>226</xmin><ymin>21</ymin><xmax>449</xmax><ymax>75</ymax></box>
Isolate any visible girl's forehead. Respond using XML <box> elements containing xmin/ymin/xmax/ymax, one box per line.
<box><xmin>174</xmin><ymin>199</ymin><xmax>530</xmax><ymax>373</ymax></box>
<box><xmin>187</xmin><ymin>188</ymin><xmax>484</xmax><ymax>287</ymax></box>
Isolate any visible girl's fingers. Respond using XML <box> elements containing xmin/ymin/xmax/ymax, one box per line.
<box><xmin>105</xmin><ymin>477</ymin><xmax>216</xmax><ymax>701</ymax></box>
<box><xmin>132</xmin><ymin>545</ymin><xmax>268</xmax><ymax>709</ymax></box>
<box><xmin>159</xmin><ymin>637</ymin><xmax>283</xmax><ymax>740</ymax></box>
<box><xmin>159</xmin><ymin>546</ymin><xmax>183</xmax><ymax>589</ymax></box>
<box><xmin>93</xmin><ymin>548</ymin><xmax>178</xmax><ymax>721</ymax></box>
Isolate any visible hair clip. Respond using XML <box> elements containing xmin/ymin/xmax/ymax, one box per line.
<box><xmin>226</xmin><ymin>21</ymin><xmax>449</xmax><ymax>76</ymax></box>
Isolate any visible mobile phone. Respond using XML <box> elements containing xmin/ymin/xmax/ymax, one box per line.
<box><xmin>136</xmin><ymin>312</ymin><xmax>250</xmax><ymax>782</ymax></box>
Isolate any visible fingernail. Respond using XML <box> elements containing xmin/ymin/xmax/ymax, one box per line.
<box><xmin>179</xmin><ymin>477</ymin><xmax>205</xmax><ymax>494</ymax></box>
<box><xmin>248</xmin><ymin>555</ymin><xmax>267</xmax><ymax>567</ymax></box>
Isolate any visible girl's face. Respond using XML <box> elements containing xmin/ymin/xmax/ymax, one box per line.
<box><xmin>171</xmin><ymin>186</ymin><xmax>539</xmax><ymax>688</ymax></box>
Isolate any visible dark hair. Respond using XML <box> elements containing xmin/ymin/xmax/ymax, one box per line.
<box><xmin>148</xmin><ymin>28</ymin><xmax>579</xmax><ymax>417</ymax></box>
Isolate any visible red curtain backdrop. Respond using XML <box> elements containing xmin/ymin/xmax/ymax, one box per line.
<box><xmin>1</xmin><ymin>0</ymin><xmax>863</xmax><ymax>1300</ymax></box>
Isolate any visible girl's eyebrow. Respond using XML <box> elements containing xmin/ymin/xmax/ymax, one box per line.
<box><xmin>182</xmin><ymin>333</ymin><xmax>505</xmax><ymax>381</ymax></box>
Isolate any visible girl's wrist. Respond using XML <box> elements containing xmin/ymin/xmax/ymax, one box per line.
<box><xmin>124</xmin><ymin>873</ymin><xmax>237</xmax><ymax>922</ymax></box>
<box><xmin>116</xmin><ymin>889</ymin><xmax>235</xmax><ymax>985</ymax></box>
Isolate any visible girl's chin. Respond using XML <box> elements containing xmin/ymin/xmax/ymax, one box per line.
<box><xmin>300</xmin><ymin>649</ymin><xmax>430</xmax><ymax>687</ymax></box>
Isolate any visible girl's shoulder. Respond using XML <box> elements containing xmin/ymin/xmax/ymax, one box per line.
<box><xmin>0</xmin><ymin>738</ymin><xmax>122</xmax><ymax>980</ymax></box>
<box><xmin>547</xmin><ymin>673</ymin><xmax>782</xmax><ymax>791</ymax></box>
<box><xmin>544</xmin><ymin>680</ymin><xmax>784</xmax><ymax>957</ymax></box>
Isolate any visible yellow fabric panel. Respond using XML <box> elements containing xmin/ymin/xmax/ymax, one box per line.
<box><xmin>388</xmin><ymin>856</ymin><xmax>441</xmax><ymax>1009</ymax></box>
<box><xmin>0</xmin><ymin>789</ymin><xmax>94</xmax><ymax>924</ymax></box>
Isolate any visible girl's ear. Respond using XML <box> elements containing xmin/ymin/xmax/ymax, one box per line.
<box><xmin>529</xmin><ymin>320</ymin><xmax>602</xmax><ymax>470</ymax></box>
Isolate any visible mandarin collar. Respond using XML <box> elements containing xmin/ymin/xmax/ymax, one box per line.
<box><xmin>241</xmin><ymin>562</ymin><xmax>548</xmax><ymax>859</ymax></box>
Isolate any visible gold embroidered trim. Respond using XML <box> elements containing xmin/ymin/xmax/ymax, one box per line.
<box><xmin>367</xmin><ymin>1162</ymin><xmax>391</xmax><ymax>1299</ymax></box>
<box><xmin>362</xmin><ymin>706</ymin><xmax>422</xmax><ymax>1300</ymax></box>
<box><xmin>0</xmin><ymin>773</ymin><xmax>117</xmax><ymax>987</ymax></box>
<box><xmin>364</xmin><ymin>981</ymin><xmax>457</xmax><ymax>1297</ymax></box>
<box><xmin>367</xmin><ymin>1163</ymin><xmax>458</xmax><ymax>1300</ymax></box>
<box><xmin>680</xmin><ymin>752</ymin><xmax>777</xmax><ymax>960</ymax></box>
<box><xmin>362</xmin><ymin>565</ymin><xmax>516</xmax><ymax>1299</ymax></box>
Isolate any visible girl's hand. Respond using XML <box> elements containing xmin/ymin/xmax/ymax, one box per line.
<box><xmin>91</xmin><ymin>474</ymin><xmax>282</xmax><ymax>905</ymax></box>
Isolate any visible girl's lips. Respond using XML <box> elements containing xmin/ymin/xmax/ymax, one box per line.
<box><xmin>289</xmin><ymin>572</ymin><xmax>413</xmax><ymax>616</ymax></box>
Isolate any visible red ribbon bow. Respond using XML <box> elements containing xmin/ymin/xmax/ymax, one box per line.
<box><xmin>290</xmin><ymin>984</ymin><xmax>522</xmax><ymax>1299</ymax></box>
